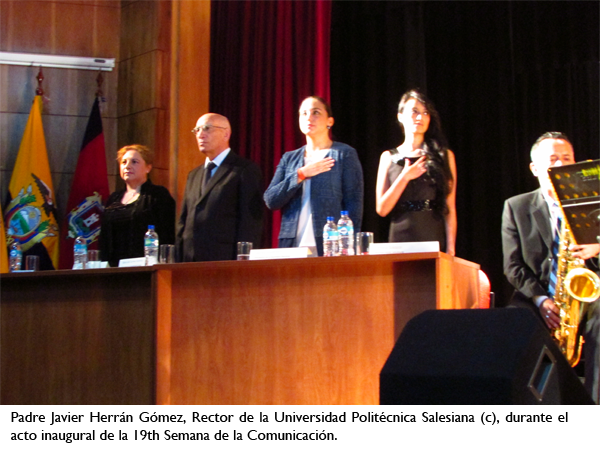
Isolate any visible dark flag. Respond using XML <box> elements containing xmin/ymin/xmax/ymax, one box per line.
<box><xmin>58</xmin><ymin>97</ymin><xmax>109</xmax><ymax>269</ymax></box>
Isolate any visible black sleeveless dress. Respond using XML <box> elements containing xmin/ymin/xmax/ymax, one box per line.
<box><xmin>386</xmin><ymin>148</ymin><xmax>446</xmax><ymax>251</ymax></box>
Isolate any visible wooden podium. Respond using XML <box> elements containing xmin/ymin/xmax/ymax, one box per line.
<box><xmin>1</xmin><ymin>253</ymin><xmax>480</xmax><ymax>405</ymax></box>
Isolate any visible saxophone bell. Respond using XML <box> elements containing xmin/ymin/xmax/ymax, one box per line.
<box><xmin>564</xmin><ymin>267</ymin><xmax>600</xmax><ymax>303</ymax></box>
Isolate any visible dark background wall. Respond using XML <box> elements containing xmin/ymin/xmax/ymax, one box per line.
<box><xmin>329</xmin><ymin>1</ymin><xmax>599</xmax><ymax>306</ymax></box>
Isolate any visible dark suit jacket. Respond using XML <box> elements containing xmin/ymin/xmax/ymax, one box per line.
<box><xmin>176</xmin><ymin>151</ymin><xmax>263</xmax><ymax>262</ymax></box>
<box><xmin>502</xmin><ymin>188</ymin><xmax>554</xmax><ymax>304</ymax></box>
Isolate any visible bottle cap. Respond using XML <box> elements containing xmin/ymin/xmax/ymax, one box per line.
<box><xmin>340</xmin><ymin>211</ymin><xmax>348</xmax><ymax>216</ymax></box>
<box><xmin>327</xmin><ymin>216</ymin><xmax>334</xmax><ymax>222</ymax></box>
<box><xmin>148</xmin><ymin>225</ymin><xmax>155</xmax><ymax>230</ymax></box>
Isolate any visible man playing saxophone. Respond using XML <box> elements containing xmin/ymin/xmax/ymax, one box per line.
<box><xmin>502</xmin><ymin>132</ymin><xmax>600</xmax><ymax>404</ymax></box>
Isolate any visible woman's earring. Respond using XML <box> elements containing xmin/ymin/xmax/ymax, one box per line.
<box><xmin>327</xmin><ymin>126</ymin><xmax>331</xmax><ymax>130</ymax></box>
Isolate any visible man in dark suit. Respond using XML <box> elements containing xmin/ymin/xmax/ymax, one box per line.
<box><xmin>502</xmin><ymin>132</ymin><xmax>600</xmax><ymax>403</ymax></box>
<box><xmin>177</xmin><ymin>113</ymin><xmax>263</xmax><ymax>262</ymax></box>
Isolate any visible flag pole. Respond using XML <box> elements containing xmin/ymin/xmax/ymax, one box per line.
<box><xmin>36</xmin><ymin>66</ymin><xmax>44</xmax><ymax>96</ymax></box>
<box><xmin>96</xmin><ymin>70</ymin><xmax>104</xmax><ymax>98</ymax></box>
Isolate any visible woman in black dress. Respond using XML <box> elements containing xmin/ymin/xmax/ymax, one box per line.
<box><xmin>375</xmin><ymin>89</ymin><xmax>457</xmax><ymax>254</ymax></box>
<box><xmin>100</xmin><ymin>144</ymin><xmax>176</xmax><ymax>266</ymax></box>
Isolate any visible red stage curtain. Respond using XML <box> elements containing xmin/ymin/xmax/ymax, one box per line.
<box><xmin>210</xmin><ymin>0</ymin><xmax>331</xmax><ymax>248</ymax></box>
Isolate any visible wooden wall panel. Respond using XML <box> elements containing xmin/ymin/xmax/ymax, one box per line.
<box><xmin>117</xmin><ymin>109</ymin><xmax>157</xmax><ymax>149</ymax></box>
<box><xmin>116</xmin><ymin>0</ymin><xmax>171</xmax><ymax>196</ymax></box>
<box><xmin>32</xmin><ymin>1</ymin><xmax>119</xmax><ymax>5</ymax></box>
<box><xmin>94</xmin><ymin>2</ymin><xmax>122</xmax><ymax>56</ymax></box>
<box><xmin>120</xmin><ymin>0</ymin><xmax>160</xmax><ymax>61</ymax></box>
<box><xmin>0</xmin><ymin>3</ymin><xmax>8</xmax><ymax>50</ymax></box>
<box><xmin>53</xmin><ymin>3</ymin><xmax>97</xmax><ymax>55</ymax></box>
<box><xmin>102</xmin><ymin>116</ymin><xmax>119</xmax><ymax>190</ymax></box>
<box><xmin>0</xmin><ymin>1</ymin><xmax>55</xmax><ymax>53</ymax></box>
<box><xmin>170</xmin><ymin>0</ymin><xmax>211</xmax><ymax>206</ymax></box>
<box><xmin>118</xmin><ymin>52</ymin><xmax>159</xmax><ymax>116</ymax></box>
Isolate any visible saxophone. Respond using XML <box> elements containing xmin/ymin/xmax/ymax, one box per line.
<box><xmin>552</xmin><ymin>222</ymin><xmax>600</xmax><ymax>366</ymax></box>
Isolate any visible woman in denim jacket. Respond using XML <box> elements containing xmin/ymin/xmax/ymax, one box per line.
<box><xmin>264</xmin><ymin>96</ymin><xmax>363</xmax><ymax>256</ymax></box>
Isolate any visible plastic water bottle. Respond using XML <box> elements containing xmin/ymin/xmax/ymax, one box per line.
<box><xmin>338</xmin><ymin>211</ymin><xmax>354</xmax><ymax>256</ymax></box>
<box><xmin>9</xmin><ymin>240</ymin><xmax>22</xmax><ymax>272</ymax></box>
<box><xmin>73</xmin><ymin>232</ymin><xmax>88</xmax><ymax>270</ymax></box>
<box><xmin>144</xmin><ymin>225</ymin><xmax>159</xmax><ymax>266</ymax></box>
<box><xmin>323</xmin><ymin>216</ymin><xmax>339</xmax><ymax>257</ymax></box>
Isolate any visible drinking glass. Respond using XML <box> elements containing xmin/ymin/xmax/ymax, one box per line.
<box><xmin>87</xmin><ymin>250</ymin><xmax>100</xmax><ymax>269</ymax></box>
<box><xmin>159</xmin><ymin>244</ymin><xmax>176</xmax><ymax>264</ymax></box>
<box><xmin>356</xmin><ymin>232</ymin><xmax>374</xmax><ymax>255</ymax></box>
<box><xmin>237</xmin><ymin>242</ymin><xmax>252</xmax><ymax>261</ymax></box>
<box><xmin>26</xmin><ymin>255</ymin><xmax>39</xmax><ymax>271</ymax></box>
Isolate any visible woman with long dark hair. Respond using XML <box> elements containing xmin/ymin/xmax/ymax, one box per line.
<box><xmin>375</xmin><ymin>89</ymin><xmax>456</xmax><ymax>254</ymax></box>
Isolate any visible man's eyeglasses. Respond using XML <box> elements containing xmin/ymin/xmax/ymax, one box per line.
<box><xmin>191</xmin><ymin>125</ymin><xmax>228</xmax><ymax>134</ymax></box>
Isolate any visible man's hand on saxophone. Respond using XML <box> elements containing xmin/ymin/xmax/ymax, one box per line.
<box><xmin>570</xmin><ymin>243</ymin><xmax>600</xmax><ymax>260</ymax></box>
<box><xmin>539</xmin><ymin>298</ymin><xmax>561</xmax><ymax>330</ymax></box>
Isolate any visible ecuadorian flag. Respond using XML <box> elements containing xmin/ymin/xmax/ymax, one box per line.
<box><xmin>4</xmin><ymin>96</ymin><xmax>59</xmax><ymax>269</ymax></box>
<box><xmin>0</xmin><ymin>205</ymin><xmax>8</xmax><ymax>273</ymax></box>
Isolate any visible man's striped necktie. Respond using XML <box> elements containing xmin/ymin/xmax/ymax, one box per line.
<box><xmin>548</xmin><ymin>215</ymin><xmax>563</xmax><ymax>298</ymax></box>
